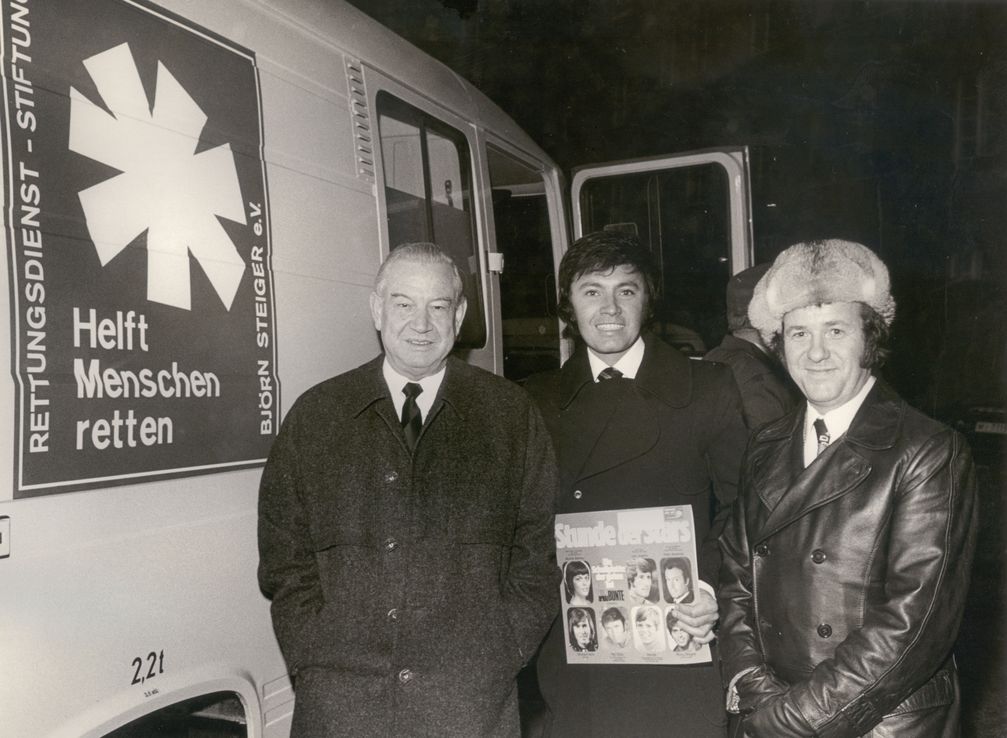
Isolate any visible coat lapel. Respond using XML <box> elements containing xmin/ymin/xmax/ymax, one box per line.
<box><xmin>550</xmin><ymin>349</ymin><xmax>651</xmax><ymax>483</ymax></box>
<box><xmin>752</xmin><ymin>381</ymin><xmax>901</xmax><ymax>542</ymax></box>
<box><xmin>757</xmin><ymin>442</ymin><xmax>872</xmax><ymax>542</ymax></box>
<box><xmin>348</xmin><ymin>355</ymin><xmax>411</xmax><ymax>450</ymax></box>
<box><xmin>555</xmin><ymin>335</ymin><xmax>691</xmax><ymax>485</ymax></box>
<box><xmin>575</xmin><ymin>382</ymin><xmax>661</xmax><ymax>481</ymax></box>
<box><xmin>750</xmin><ymin>412</ymin><xmax>804</xmax><ymax>512</ymax></box>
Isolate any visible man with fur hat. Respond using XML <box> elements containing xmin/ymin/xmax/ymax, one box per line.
<box><xmin>718</xmin><ymin>239</ymin><xmax>977</xmax><ymax>737</ymax></box>
<box><xmin>704</xmin><ymin>263</ymin><xmax>800</xmax><ymax>430</ymax></box>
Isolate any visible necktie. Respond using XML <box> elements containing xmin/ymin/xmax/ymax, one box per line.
<box><xmin>598</xmin><ymin>367</ymin><xmax>623</xmax><ymax>381</ymax></box>
<box><xmin>401</xmin><ymin>382</ymin><xmax>423</xmax><ymax>450</ymax></box>
<box><xmin>813</xmin><ymin>417</ymin><xmax>830</xmax><ymax>457</ymax></box>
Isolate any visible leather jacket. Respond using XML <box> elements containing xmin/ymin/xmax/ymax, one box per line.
<box><xmin>719</xmin><ymin>381</ymin><xmax>978</xmax><ymax>737</ymax></box>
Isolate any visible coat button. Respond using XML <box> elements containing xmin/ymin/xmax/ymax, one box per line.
<box><xmin>811</xmin><ymin>549</ymin><xmax>827</xmax><ymax>564</ymax></box>
<box><xmin>573</xmin><ymin>489</ymin><xmax>583</xmax><ymax>500</ymax></box>
<box><xmin>387</xmin><ymin>608</ymin><xmax>399</xmax><ymax>622</ymax></box>
<box><xmin>817</xmin><ymin>623</ymin><xmax>833</xmax><ymax>638</ymax></box>
<box><xmin>384</xmin><ymin>537</ymin><xmax>398</xmax><ymax>552</ymax></box>
<box><xmin>384</xmin><ymin>471</ymin><xmax>399</xmax><ymax>483</ymax></box>
<box><xmin>398</xmin><ymin>668</ymin><xmax>414</xmax><ymax>684</ymax></box>
<box><xmin>755</xmin><ymin>543</ymin><xmax>769</xmax><ymax>557</ymax></box>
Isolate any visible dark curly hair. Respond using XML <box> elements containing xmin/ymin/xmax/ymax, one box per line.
<box><xmin>557</xmin><ymin>231</ymin><xmax>661</xmax><ymax>339</ymax></box>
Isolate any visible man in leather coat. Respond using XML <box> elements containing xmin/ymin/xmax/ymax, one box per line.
<box><xmin>718</xmin><ymin>239</ymin><xmax>978</xmax><ymax>737</ymax></box>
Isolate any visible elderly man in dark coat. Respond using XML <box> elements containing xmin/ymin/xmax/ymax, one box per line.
<box><xmin>258</xmin><ymin>242</ymin><xmax>559</xmax><ymax>737</ymax></box>
<box><xmin>704</xmin><ymin>262</ymin><xmax>800</xmax><ymax>430</ymax></box>
<box><xmin>719</xmin><ymin>239</ymin><xmax>978</xmax><ymax>737</ymax></box>
<box><xmin>525</xmin><ymin>231</ymin><xmax>748</xmax><ymax>737</ymax></box>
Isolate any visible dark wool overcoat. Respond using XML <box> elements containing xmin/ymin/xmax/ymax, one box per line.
<box><xmin>719</xmin><ymin>381</ymin><xmax>978</xmax><ymax>737</ymax></box>
<box><xmin>524</xmin><ymin>334</ymin><xmax>749</xmax><ymax>738</ymax></box>
<box><xmin>258</xmin><ymin>355</ymin><xmax>559</xmax><ymax>737</ymax></box>
<box><xmin>704</xmin><ymin>334</ymin><xmax>801</xmax><ymax>431</ymax></box>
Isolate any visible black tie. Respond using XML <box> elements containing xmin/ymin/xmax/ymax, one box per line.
<box><xmin>598</xmin><ymin>367</ymin><xmax>623</xmax><ymax>381</ymax></box>
<box><xmin>814</xmin><ymin>417</ymin><xmax>830</xmax><ymax>457</ymax></box>
<box><xmin>401</xmin><ymin>382</ymin><xmax>423</xmax><ymax>450</ymax></box>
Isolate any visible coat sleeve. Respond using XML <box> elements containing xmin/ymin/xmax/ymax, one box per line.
<box><xmin>700</xmin><ymin>370</ymin><xmax>749</xmax><ymax>586</ymax></box>
<box><xmin>257</xmin><ymin>403</ymin><xmax>323</xmax><ymax>677</ymax></box>
<box><xmin>501</xmin><ymin>401</ymin><xmax>561</xmax><ymax>664</ymax></box>
<box><xmin>737</xmin><ymin>370</ymin><xmax>798</xmax><ymax>432</ymax></box>
<box><xmin>744</xmin><ymin>429</ymin><xmax>978</xmax><ymax>738</ymax></box>
<box><xmin>718</xmin><ymin>443</ymin><xmax>791</xmax><ymax>709</ymax></box>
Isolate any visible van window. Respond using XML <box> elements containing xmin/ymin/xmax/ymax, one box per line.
<box><xmin>578</xmin><ymin>163</ymin><xmax>731</xmax><ymax>355</ymax></box>
<box><xmin>487</xmin><ymin>146</ymin><xmax>559</xmax><ymax>381</ymax></box>
<box><xmin>377</xmin><ymin>93</ymin><xmax>486</xmax><ymax>348</ymax></box>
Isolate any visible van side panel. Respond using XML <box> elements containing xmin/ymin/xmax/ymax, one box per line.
<box><xmin>0</xmin><ymin>1</ymin><xmax>383</xmax><ymax>735</ymax></box>
<box><xmin>256</xmin><ymin>55</ymin><xmax>382</xmax><ymax>401</ymax></box>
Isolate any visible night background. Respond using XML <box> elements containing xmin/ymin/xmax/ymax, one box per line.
<box><xmin>346</xmin><ymin>1</ymin><xmax>1005</xmax><ymax>734</ymax></box>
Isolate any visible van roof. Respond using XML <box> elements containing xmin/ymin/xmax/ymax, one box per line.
<box><xmin>265</xmin><ymin>0</ymin><xmax>553</xmax><ymax>166</ymax></box>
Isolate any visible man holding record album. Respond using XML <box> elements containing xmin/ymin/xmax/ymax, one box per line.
<box><xmin>525</xmin><ymin>231</ymin><xmax>748</xmax><ymax>737</ymax></box>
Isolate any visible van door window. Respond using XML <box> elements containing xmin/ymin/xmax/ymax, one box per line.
<box><xmin>487</xmin><ymin>146</ymin><xmax>559</xmax><ymax>381</ymax></box>
<box><xmin>377</xmin><ymin>93</ymin><xmax>485</xmax><ymax>348</ymax></box>
<box><xmin>577</xmin><ymin>163</ymin><xmax>732</xmax><ymax>356</ymax></box>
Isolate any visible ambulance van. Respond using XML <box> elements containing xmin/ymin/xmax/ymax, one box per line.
<box><xmin>0</xmin><ymin>1</ymin><xmax>752</xmax><ymax>735</ymax></box>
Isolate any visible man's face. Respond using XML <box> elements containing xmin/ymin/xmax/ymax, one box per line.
<box><xmin>783</xmin><ymin>301</ymin><xmax>871</xmax><ymax>413</ymax></box>
<box><xmin>572</xmin><ymin>618</ymin><xmax>592</xmax><ymax>647</ymax></box>
<box><xmin>671</xmin><ymin>624</ymin><xmax>690</xmax><ymax>648</ymax></box>
<box><xmin>665</xmin><ymin>566</ymin><xmax>688</xmax><ymax>599</ymax></box>
<box><xmin>370</xmin><ymin>259</ymin><xmax>466</xmax><ymax>381</ymax></box>
<box><xmin>631</xmin><ymin>570</ymin><xmax>652</xmax><ymax>598</ymax></box>
<box><xmin>637</xmin><ymin>612</ymin><xmax>658</xmax><ymax>643</ymax></box>
<box><xmin>572</xmin><ymin>573</ymin><xmax>591</xmax><ymax>599</ymax></box>
<box><xmin>604</xmin><ymin>619</ymin><xmax>627</xmax><ymax>645</ymax></box>
<box><xmin>569</xmin><ymin>265</ymin><xmax>647</xmax><ymax>364</ymax></box>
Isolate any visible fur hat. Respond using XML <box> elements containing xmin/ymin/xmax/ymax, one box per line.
<box><xmin>748</xmin><ymin>239</ymin><xmax>896</xmax><ymax>343</ymax></box>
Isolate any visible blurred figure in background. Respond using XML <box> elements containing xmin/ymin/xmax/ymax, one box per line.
<box><xmin>705</xmin><ymin>263</ymin><xmax>799</xmax><ymax>430</ymax></box>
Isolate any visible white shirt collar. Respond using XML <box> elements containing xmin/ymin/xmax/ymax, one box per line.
<box><xmin>803</xmin><ymin>376</ymin><xmax>876</xmax><ymax>467</ymax></box>
<box><xmin>382</xmin><ymin>359</ymin><xmax>445</xmax><ymax>422</ymax></box>
<box><xmin>587</xmin><ymin>336</ymin><xmax>645</xmax><ymax>381</ymax></box>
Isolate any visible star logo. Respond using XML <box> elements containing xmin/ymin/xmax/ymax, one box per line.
<box><xmin>69</xmin><ymin>43</ymin><xmax>247</xmax><ymax>311</ymax></box>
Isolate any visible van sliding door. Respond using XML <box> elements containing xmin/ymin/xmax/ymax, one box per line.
<box><xmin>571</xmin><ymin>148</ymin><xmax>753</xmax><ymax>357</ymax></box>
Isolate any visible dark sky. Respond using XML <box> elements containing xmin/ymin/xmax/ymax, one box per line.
<box><xmin>347</xmin><ymin>3</ymin><xmax>1003</xmax><ymax>158</ymax></box>
<box><xmin>347</xmin><ymin>0</ymin><xmax>1007</xmax><ymax>410</ymax></box>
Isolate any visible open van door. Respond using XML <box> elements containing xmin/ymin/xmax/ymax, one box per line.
<box><xmin>480</xmin><ymin>136</ymin><xmax>569</xmax><ymax>382</ymax></box>
<box><xmin>570</xmin><ymin>147</ymin><xmax>754</xmax><ymax>358</ymax></box>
